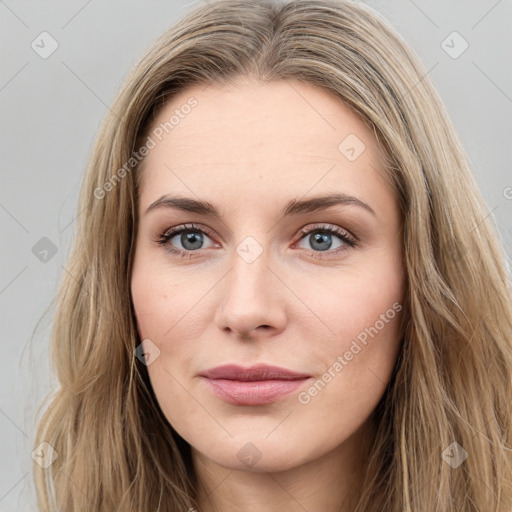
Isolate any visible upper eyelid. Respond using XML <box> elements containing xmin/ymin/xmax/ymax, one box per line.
<box><xmin>164</xmin><ymin>223</ymin><xmax>217</xmax><ymax>240</ymax></box>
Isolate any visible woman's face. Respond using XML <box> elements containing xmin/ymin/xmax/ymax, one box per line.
<box><xmin>130</xmin><ymin>77</ymin><xmax>405</xmax><ymax>473</ymax></box>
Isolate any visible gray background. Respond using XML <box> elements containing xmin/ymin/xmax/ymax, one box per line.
<box><xmin>1</xmin><ymin>0</ymin><xmax>511</xmax><ymax>509</ymax></box>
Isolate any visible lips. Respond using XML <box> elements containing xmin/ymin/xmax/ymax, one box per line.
<box><xmin>199</xmin><ymin>364</ymin><xmax>312</xmax><ymax>405</ymax></box>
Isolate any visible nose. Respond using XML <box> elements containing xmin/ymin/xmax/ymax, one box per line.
<box><xmin>213</xmin><ymin>242</ymin><xmax>287</xmax><ymax>340</ymax></box>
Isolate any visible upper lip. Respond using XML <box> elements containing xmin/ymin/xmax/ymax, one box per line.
<box><xmin>200</xmin><ymin>364</ymin><xmax>311</xmax><ymax>381</ymax></box>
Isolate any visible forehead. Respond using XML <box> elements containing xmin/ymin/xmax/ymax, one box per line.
<box><xmin>137</xmin><ymin>78</ymin><xmax>392</xmax><ymax>215</ymax></box>
<box><xmin>146</xmin><ymin>78</ymin><xmax>383</xmax><ymax>162</ymax></box>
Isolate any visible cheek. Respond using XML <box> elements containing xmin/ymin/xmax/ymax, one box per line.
<box><xmin>306</xmin><ymin>260</ymin><xmax>404</xmax><ymax>346</ymax></box>
<box><xmin>130</xmin><ymin>259</ymin><xmax>197</xmax><ymax>422</ymax></box>
<box><xmin>131</xmin><ymin>271</ymin><xmax>161</xmax><ymax>342</ymax></box>
<box><xmin>130</xmin><ymin>254</ymin><xmax>193</xmax><ymax>341</ymax></box>
<box><xmin>297</xmin><ymin>260</ymin><xmax>404</xmax><ymax>405</ymax></box>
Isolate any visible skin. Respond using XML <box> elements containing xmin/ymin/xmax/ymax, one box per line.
<box><xmin>130</xmin><ymin>77</ymin><xmax>406</xmax><ymax>511</ymax></box>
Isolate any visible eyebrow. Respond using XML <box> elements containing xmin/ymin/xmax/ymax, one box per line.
<box><xmin>144</xmin><ymin>193</ymin><xmax>376</xmax><ymax>218</ymax></box>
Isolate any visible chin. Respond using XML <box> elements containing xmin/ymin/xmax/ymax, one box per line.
<box><xmin>191</xmin><ymin>432</ymin><xmax>316</xmax><ymax>473</ymax></box>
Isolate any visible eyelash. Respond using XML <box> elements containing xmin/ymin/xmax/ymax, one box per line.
<box><xmin>155</xmin><ymin>222</ymin><xmax>358</xmax><ymax>260</ymax></box>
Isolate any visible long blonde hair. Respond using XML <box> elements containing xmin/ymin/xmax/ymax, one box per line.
<box><xmin>33</xmin><ymin>0</ymin><xmax>512</xmax><ymax>510</ymax></box>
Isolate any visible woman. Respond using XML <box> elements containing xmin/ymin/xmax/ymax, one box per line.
<box><xmin>33</xmin><ymin>0</ymin><xmax>512</xmax><ymax>510</ymax></box>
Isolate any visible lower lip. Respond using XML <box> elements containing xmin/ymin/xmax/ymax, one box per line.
<box><xmin>201</xmin><ymin>377</ymin><xmax>310</xmax><ymax>405</ymax></box>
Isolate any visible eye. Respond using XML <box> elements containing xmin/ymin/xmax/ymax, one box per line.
<box><xmin>294</xmin><ymin>223</ymin><xmax>357</xmax><ymax>259</ymax></box>
<box><xmin>156</xmin><ymin>223</ymin><xmax>217</xmax><ymax>258</ymax></box>
<box><xmin>155</xmin><ymin>222</ymin><xmax>357</xmax><ymax>260</ymax></box>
